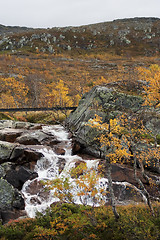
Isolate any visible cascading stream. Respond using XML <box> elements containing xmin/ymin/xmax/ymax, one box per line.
<box><xmin>21</xmin><ymin>125</ymin><xmax>146</xmax><ymax>218</ymax></box>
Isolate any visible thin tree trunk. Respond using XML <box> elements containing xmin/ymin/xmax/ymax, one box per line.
<box><xmin>133</xmin><ymin>156</ymin><xmax>155</xmax><ymax>216</ymax></box>
<box><xmin>139</xmin><ymin>160</ymin><xmax>150</xmax><ymax>184</ymax></box>
<box><xmin>106</xmin><ymin>162</ymin><xmax>119</xmax><ymax>220</ymax></box>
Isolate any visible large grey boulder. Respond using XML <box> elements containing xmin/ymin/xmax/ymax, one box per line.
<box><xmin>0</xmin><ymin>128</ymin><xmax>24</xmax><ymax>142</ymax></box>
<box><xmin>0</xmin><ymin>140</ymin><xmax>43</xmax><ymax>167</ymax></box>
<box><xmin>66</xmin><ymin>86</ymin><xmax>141</xmax><ymax>154</ymax></box>
<box><xmin>0</xmin><ymin>178</ymin><xmax>24</xmax><ymax>211</ymax></box>
<box><xmin>66</xmin><ymin>86</ymin><xmax>143</xmax><ymax>136</ymax></box>
<box><xmin>0</xmin><ymin>141</ymin><xmax>17</xmax><ymax>162</ymax></box>
<box><xmin>65</xmin><ymin>86</ymin><xmax>160</xmax><ymax>172</ymax></box>
<box><xmin>15</xmin><ymin>131</ymin><xmax>47</xmax><ymax>145</ymax></box>
<box><xmin>7</xmin><ymin>165</ymin><xmax>38</xmax><ymax>190</ymax></box>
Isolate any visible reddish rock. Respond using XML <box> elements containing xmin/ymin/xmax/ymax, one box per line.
<box><xmin>57</xmin><ymin>157</ymin><xmax>66</xmax><ymax>174</ymax></box>
<box><xmin>25</xmin><ymin>179</ymin><xmax>50</xmax><ymax>202</ymax></box>
<box><xmin>54</xmin><ymin>145</ymin><xmax>65</xmax><ymax>155</ymax></box>
<box><xmin>0</xmin><ymin>129</ymin><xmax>24</xmax><ymax>143</ymax></box>
<box><xmin>1</xmin><ymin>210</ymin><xmax>27</xmax><ymax>225</ymax></box>
<box><xmin>23</xmin><ymin>149</ymin><xmax>43</xmax><ymax>163</ymax></box>
<box><xmin>72</xmin><ymin>140</ymin><xmax>82</xmax><ymax>154</ymax></box>
<box><xmin>29</xmin><ymin>125</ymin><xmax>43</xmax><ymax>130</ymax></box>
<box><xmin>105</xmin><ymin>183</ymin><xmax>144</xmax><ymax>206</ymax></box>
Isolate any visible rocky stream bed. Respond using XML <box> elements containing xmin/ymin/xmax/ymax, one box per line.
<box><xmin>0</xmin><ymin>119</ymin><xmax>159</xmax><ymax>224</ymax></box>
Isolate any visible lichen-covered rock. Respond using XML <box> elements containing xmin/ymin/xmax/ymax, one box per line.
<box><xmin>0</xmin><ymin>141</ymin><xmax>17</xmax><ymax>162</ymax></box>
<box><xmin>15</xmin><ymin>131</ymin><xmax>47</xmax><ymax>145</ymax></box>
<box><xmin>0</xmin><ymin>120</ymin><xmax>42</xmax><ymax>130</ymax></box>
<box><xmin>0</xmin><ymin>179</ymin><xmax>24</xmax><ymax>211</ymax></box>
<box><xmin>65</xmin><ymin>86</ymin><xmax>160</xmax><ymax>172</ymax></box>
<box><xmin>0</xmin><ymin>165</ymin><xmax>5</xmax><ymax>177</ymax></box>
<box><xmin>0</xmin><ymin>141</ymin><xmax>42</xmax><ymax>164</ymax></box>
<box><xmin>65</xmin><ymin>86</ymin><xmax>143</xmax><ymax>153</ymax></box>
<box><xmin>66</xmin><ymin>86</ymin><xmax>144</xmax><ymax>132</ymax></box>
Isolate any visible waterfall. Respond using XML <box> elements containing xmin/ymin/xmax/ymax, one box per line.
<box><xmin>21</xmin><ymin>125</ymin><xmax>145</xmax><ymax>218</ymax></box>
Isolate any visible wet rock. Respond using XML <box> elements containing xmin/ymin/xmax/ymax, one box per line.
<box><xmin>15</xmin><ymin>130</ymin><xmax>58</xmax><ymax>147</ymax></box>
<box><xmin>24</xmin><ymin>161</ymin><xmax>37</xmax><ymax>171</ymax></box>
<box><xmin>29</xmin><ymin>124</ymin><xmax>42</xmax><ymax>130</ymax></box>
<box><xmin>42</xmin><ymin>137</ymin><xmax>61</xmax><ymax>147</ymax></box>
<box><xmin>54</xmin><ymin>145</ymin><xmax>65</xmax><ymax>155</ymax></box>
<box><xmin>72</xmin><ymin>140</ymin><xmax>82</xmax><ymax>154</ymax></box>
<box><xmin>0</xmin><ymin>210</ymin><xmax>27</xmax><ymax>225</ymax></box>
<box><xmin>30</xmin><ymin>197</ymin><xmax>41</xmax><ymax>205</ymax></box>
<box><xmin>0</xmin><ymin>141</ymin><xmax>17</xmax><ymax>162</ymax></box>
<box><xmin>15</xmin><ymin>131</ymin><xmax>46</xmax><ymax>145</ymax></box>
<box><xmin>16</xmin><ymin>149</ymin><xmax>43</xmax><ymax>164</ymax></box>
<box><xmin>24</xmin><ymin>179</ymin><xmax>50</xmax><ymax>201</ymax></box>
<box><xmin>5</xmin><ymin>166</ymin><xmax>38</xmax><ymax>190</ymax></box>
<box><xmin>98</xmin><ymin>160</ymin><xmax>160</xmax><ymax>198</ymax></box>
<box><xmin>0</xmin><ymin>179</ymin><xmax>24</xmax><ymax>211</ymax></box>
<box><xmin>57</xmin><ymin>157</ymin><xmax>66</xmax><ymax>174</ymax></box>
<box><xmin>0</xmin><ymin>141</ymin><xmax>43</xmax><ymax>164</ymax></box>
<box><xmin>107</xmin><ymin>182</ymin><xmax>144</xmax><ymax>205</ymax></box>
<box><xmin>0</xmin><ymin>128</ymin><xmax>23</xmax><ymax>142</ymax></box>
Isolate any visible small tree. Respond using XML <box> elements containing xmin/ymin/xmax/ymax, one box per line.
<box><xmin>46</xmin><ymin>79</ymin><xmax>73</xmax><ymax>108</ymax></box>
<box><xmin>87</xmin><ymin>113</ymin><xmax>160</xmax><ymax>217</ymax></box>
<box><xmin>119</xmin><ymin>113</ymin><xmax>158</xmax><ymax>216</ymax></box>
<box><xmin>44</xmin><ymin>162</ymin><xmax>106</xmax><ymax>208</ymax></box>
<box><xmin>138</xmin><ymin>64</ymin><xmax>160</xmax><ymax>173</ymax></box>
<box><xmin>0</xmin><ymin>76</ymin><xmax>29</xmax><ymax>108</ymax></box>
<box><xmin>87</xmin><ymin>115</ymin><xmax>131</xmax><ymax>219</ymax></box>
<box><xmin>138</xmin><ymin>64</ymin><xmax>160</xmax><ymax>108</ymax></box>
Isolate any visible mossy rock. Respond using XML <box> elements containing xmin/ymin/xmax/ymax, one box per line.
<box><xmin>65</xmin><ymin>86</ymin><xmax>160</xmax><ymax>172</ymax></box>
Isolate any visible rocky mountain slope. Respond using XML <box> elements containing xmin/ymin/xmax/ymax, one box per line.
<box><xmin>0</xmin><ymin>17</ymin><xmax>160</xmax><ymax>56</ymax></box>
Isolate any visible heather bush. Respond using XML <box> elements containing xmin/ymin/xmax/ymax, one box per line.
<box><xmin>0</xmin><ymin>203</ymin><xmax>160</xmax><ymax>240</ymax></box>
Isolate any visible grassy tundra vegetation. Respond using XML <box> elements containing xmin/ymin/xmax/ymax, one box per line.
<box><xmin>0</xmin><ymin>203</ymin><xmax>160</xmax><ymax>240</ymax></box>
<box><xmin>0</xmin><ymin>52</ymin><xmax>160</xmax><ymax>124</ymax></box>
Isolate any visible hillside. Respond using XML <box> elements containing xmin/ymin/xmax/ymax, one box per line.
<box><xmin>0</xmin><ymin>17</ymin><xmax>160</xmax><ymax>56</ymax></box>
<box><xmin>0</xmin><ymin>17</ymin><xmax>160</xmax><ymax>111</ymax></box>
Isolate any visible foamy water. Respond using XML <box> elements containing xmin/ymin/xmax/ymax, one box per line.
<box><xmin>21</xmin><ymin>125</ymin><xmax>145</xmax><ymax>218</ymax></box>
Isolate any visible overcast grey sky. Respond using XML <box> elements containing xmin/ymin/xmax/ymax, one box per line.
<box><xmin>0</xmin><ymin>0</ymin><xmax>160</xmax><ymax>28</ymax></box>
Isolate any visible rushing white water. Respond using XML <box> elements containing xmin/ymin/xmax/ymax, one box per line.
<box><xmin>21</xmin><ymin>125</ymin><xmax>106</xmax><ymax>217</ymax></box>
<box><xmin>21</xmin><ymin>125</ymin><xmax>145</xmax><ymax>218</ymax></box>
